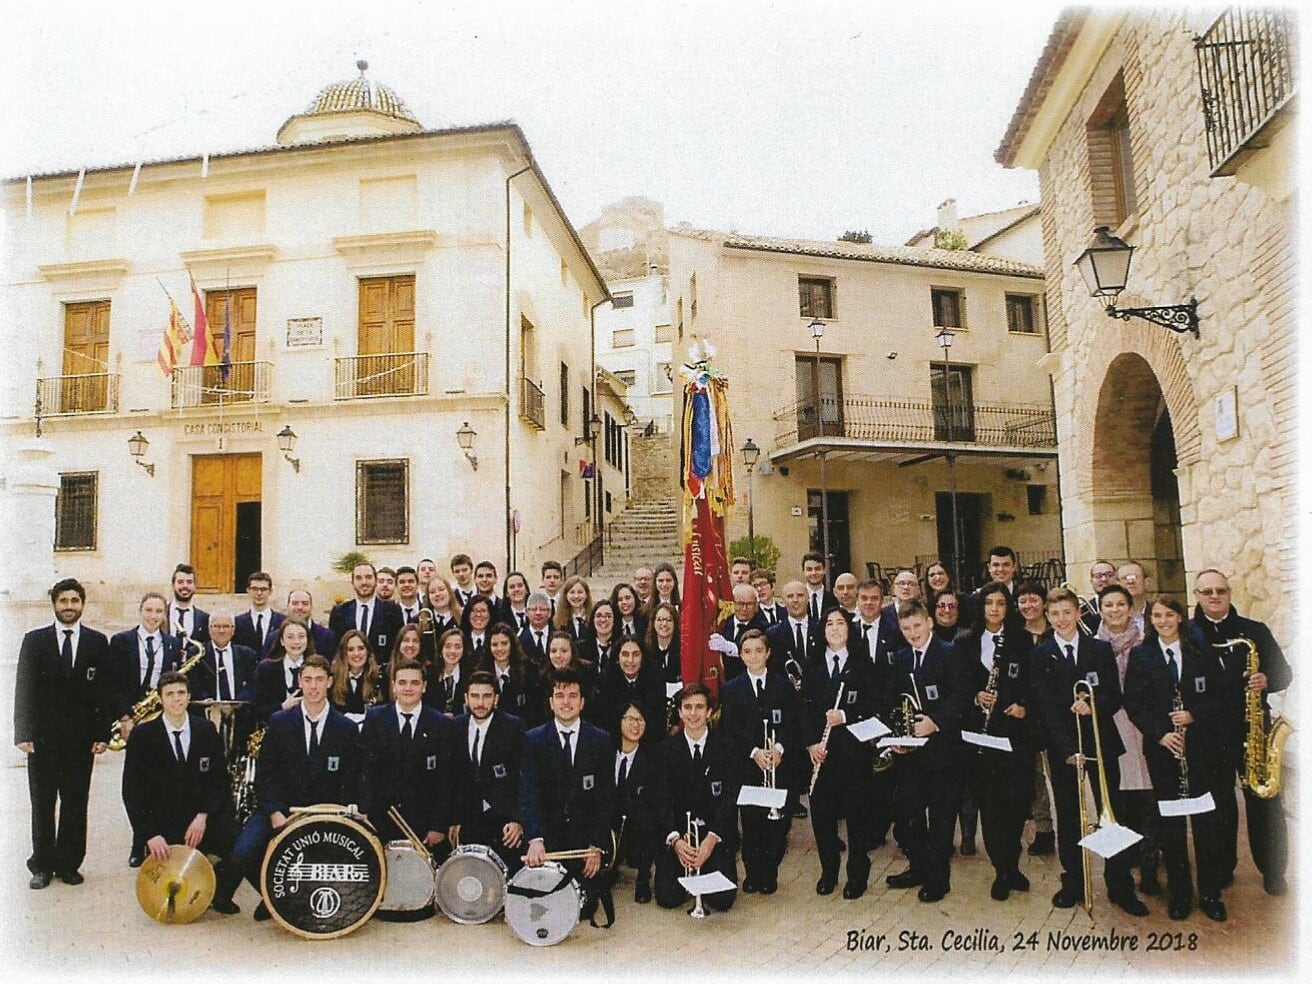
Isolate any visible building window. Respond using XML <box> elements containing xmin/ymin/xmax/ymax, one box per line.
<box><xmin>1006</xmin><ymin>294</ymin><xmax>1040</xmax><ymax>334</ymax></box>
<box><xmin>798</xmin><ymin>276</ymin><xmax>835</xmax><ymax>319</ymax></box>
<box><xmin>612</xmin><ymin>291</ymin><xmax>635</xmax><ymax>309</ymax></box>
<box><xmin>55</xmin><ymin>472</ymin><xmax>97</xmax><ymax>551</ymax></box>
<box><xmin>356</xmin><ymin>460</ymin><xmax>409</xmax><ymax>545</ymax></box>
<box><xmin>351</xmin><ymin>275</ymin><xmax>417</xmax><ymax>397</ymax></box>
<box><xmin>613</xmin><ymin>329</ymin><xmax>636</xmax><ymax>348</ymax></box>
<box><xmin>614</xmin><ymin>369</ymin><xmax>637</xmax><ymax>386</ymax></box>
<box><xmin>58</xmin><ymin>300</ymin><xmax>112</xmax><ymax>413</ymax></box>
<box><xmin>795</xmin><ymin>355</ymin><xmax>844</xmax><ymax>440</ymax></box>
<box><xmin>1027</xmin><ymin>484</ymin><xmax>1048</xmax><ymax>515</ymax></box>
<box><xmin>931</xmin><ymin>287</ymin><xmax>964</xmax><ymax>328</ymax></box>
<box><xmin>560</xmin><ymin>362</ymin><xmax>570</xmax><ymax>427</ymax></box>
<box><xmin>654</xmin><ymin>323</ymin><xmax>673</xmax><ymax>343</ymax></box>
<box><xmin>1087</xmin><ymin>72</ymin><xmax>1137</xmax><ymax>228</ymax></box>
<box><xmin>581</xmin><ymin>386</ymin><xmax>591</xmax><ymax>435</ymax></box>
<box><xmin>653</xmin><ymin>362</ymin><xmax>673</xmax><ymax>393</ymax></box>
<box><xmin>930</xmin><ymin>363</ymin><xmax>975</xmax><ymax>442</ymax></box>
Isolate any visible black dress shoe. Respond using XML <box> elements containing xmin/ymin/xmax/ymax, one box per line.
<box><xmin>634</xmin><ymin>880</ymin><xmax>652</xmax><ymax>904</ymax></box>
<box><xmin>886</xmin><ymin>868</ymin><xmax>923</xmax><ymax>889</ymax></box>
<box><xmin>959</xmin><ymin>840</ymin><xmax>977</xmax><ymax>857</ymax></box>
<box><xmin>128</xmin><ymin>854</ymin><xmax>144</xmax><ymax>869</ymax></box>
<box><xmin>1199</xmin><ymin>896</ymin><xmax>1227</xmax><ymax>922</ymax></box>
<box><xmin>742</xmin><ymin>878</ymin><xmax>760</xmax><ymax>894</ymax></box>
<box><xmin>761</xmin><ymin>878</ymin><xmax>778</xmax><ymax>895</ymax></box>
<box><xmin>1167</xmin><ymin>899</ymin><xmax>1191</xmax><ymax>920</ymax></box>
<box><xmin>842</xmin><ymin>881</ymin><xmax>867</xmax><ymax>900</ymax></box>
<box><xmin>1263</xmin><ymin>873</ymin><xmax>1288</xmax><ymax>896</ymax></box>
<box><xmin>1028</xmin><ymin>831</ymin><xmax>1055</xmax><ymax>856</ymax></box>
<box><xmin>1138</xmin><ymin>872</ymin><xmax>1161</xmax><ymax>896</ymax></box>
<box><xmin>816</xmin><ymin>875</ymin><xmax>837</xmax><ymax>896</ymax></box>
<box><xmin>1051</xmin><ymin>886</ymin><xmax>1081</xmax><ymax>909</ymax></box>
<box><xmin>1111</xmin><ymin>893</ymin><xmax>1149</xmax><ymax>917</ymax></box>
<box><xmin>917</xmin><ymin>885</ymin><xmax>947</xmax><ymax>903</ymax></box>
<box><xmin>210</xmin><ymin>897</ymin><xmax>241</xmax><ymax>916</ymax></box>
<box><xmin>253</xmin><ymin>901</ymin><xmax>272</xmax><ymax>922</ymax></box>
<box><xmin>29</xmin><ymin>871</ymin><xmax>52</xmax><ymax>890</ymax></box>
<box><xmin>56</xmin><ymin>870</ymin><xmax>84</xmax><ymax>886</ymax></box>
<box><xmin>1007</xmin><ymin>869</ymin><xmax>1030</xmax><ymax>892</ymax></box>
<box><xmin>990</xmin><ymin>876</ymin><xmax>1010</xmax><ymax>901</ymax></box>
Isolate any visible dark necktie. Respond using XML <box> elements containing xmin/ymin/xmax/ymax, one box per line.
<box><xmin>617</xmin><ymin>755</ymin><xmax>629</xmax><ymax>791</ymax></box>
<box><xmin>307</xmin><ymin>718</ymin><xmax>320</xmax><ymax>757</ymax></box>
<box><xmin>794</xmin><ymin>622</ymin><xmax>805</xmax><ymax>656</ymax></box>
<box><xmin>576</xmin><ymin>617</ymin><xmax>584</xmax><ymax>637</ymax></box>
<box><xmin>255</xmin><ymin>612</ymin><xmax>264</xmax><ymax>644</ymax></box>
<box><xmin>405</xmin><ymin>607</ymin><xmax>414</xmax><ymax>623</ymax></box>
<box><xmin>830</xmin><ymin>655</ymin><xmax>841</xmax><ymax>685</ymax></box>
<box><xmin>350</xmin><ymin>676</ymin><xmax>361</xmax><ymax>695</ymax></box>
<box><xmin>499</xmin><ymin>673</ymin><xmax>509</xmax><ymax>692</ymax></box>
<box><xmin>176</xmin><ymin>609</ymin><xmax>188</xmax><ymax>635</ymax></box>
<box><xmin>401</xmin><ymin>712</ymin><xmax>414</xmax><ymax>741</ymax></box>
<box><xmin>444</xmin><ymin>676</ymin><xmax>454</xmax><ymax>702</ymax></box>
<box><xmin>143</xmin><ymin>636</ymin><xmax>157</xmax><ymax>688</ymax></box>
<box><xmin>560</xmin><ymin>729</ymin><xmax>574</xmax><ymax>763</ymax></box>
<box><xmin>1064</xmin><ymin>643</ymin><xmax>1075</xmax><ymax>667</ymax></box>
<box><xmin>216</xmin><ymin>647</ymin><xmax>232</xmax><ymax>700</ymax></box>
<box><xmin>755</xmin><ymin>677</ymin><xmax>765</xmax><ymax>700</ymax></box>
<box><xmin>517</xmin><ymin>612</ymin><xmax>527</xmax><ymax>629</ymax></box>
<box><xmin>914</xmin><ymin>649</ymin><xmax>923</xmax><ymax>674</ymax></box>
<box><xmin>1166</xmin><ymin>647</ymin><xmax>1179</xmax><ymax>684</ymax></box>
<box><xmin>471</xmin><ymin>727</ymin><xmax>482</xmax><ymax>766</ymax></box>
<box><xmin>623</xmin><ymin>622</ymin><xmax>633</xmax><ymax>638</ymax></box>
<box><xmin>692</xmin><ymin>742</ymin><xmax>703</xmax><ymax>768</ymax></box>
<box><xmin>358</xmin><ymin>603</ymin><xmax>370</xmax><ymax>638</ymax></box>
<box><xmin>61</xmin><ymin>629</ymin><xmax>74</xmax><ymax>674</ymax></box>
<box><xmin>992</xmin><ymin>633</ymin><xmax>1003</xmax><ymax>651</ymax></box>
<box><xmin>809</xmin><ymin>593</ymin><xmax>819</xmax><ymax>622</ymax></box>
<box><xmin>172</xmin><ymin>729</ymin><xmax>185</xmax><ymax>763</ymax></box>
<box><xmin>535</xmin><ymin>632</ymin><xmax>545</xmax><ymax>656</ymax></box>
<box><xmin>736</xmin><ymin>622</ymin><xmax>747</xmax><ymax>642</ymax></box>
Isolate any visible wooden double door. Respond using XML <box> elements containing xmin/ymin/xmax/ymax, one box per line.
<box><xmin>191</xmin><ymin>454</ymin><xmax>262</xmax><ymax>592</ymax></box>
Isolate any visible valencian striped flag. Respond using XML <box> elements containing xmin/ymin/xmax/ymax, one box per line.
<box><xmin>678</xmin><ymin>341</ymin><xmax>736</xmax><ymax>700</ymax></box>
<box><xmin>156</xmin><ymin>298</ymin><xmax>191</xmax><ymax>377</ymax></box>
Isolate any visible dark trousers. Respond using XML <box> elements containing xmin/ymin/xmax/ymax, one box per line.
<box><xmin>1118</xmin><ymin>788</ymin><xmax>1160</xmax><ymax>877</ymax></box>
<box><xmin>1146</xmin><ymin>751</ymin><xmax>1224</xmax><ymax>901</ymax></box>
<box><xmin>1214</xmin><ymin>765</ymin><xmax>1288</xmax><ymax>880</ymax></box>
<box><xmin>616</xmin><ymin>814</ymin><xmax>654</xmax><ymax>882</ymax></box>
<box><xmin>653</xmin><ymin>836</ymin><xmax>737</xmax><ymax>911</ymax></box>
<box><xmin>740</xmin><ymin>806</ymin><xmax>788</xmax><ymax>886</ymax></box>
<box><xmin>894</xmin><ymin>758</ymin><xmax>964</xmax><ymax>893</ymax></box>
<box><xmin>217</xmin><ymin>812</ymin><xmax>274</xmax><ymax>899</ymax></box>
<box><xmin>810</xmin><ymin>756</ymin><xmax>874</xmax><ymax>885</ymax></box>
<box><xmin>458</xmin><ymin>814</ymin><xmax>524</xmax><ymax>875</ymax></box>
<box><xmin>1048</xmin><ymin>751</ymin><xmax>1135</xmax><ymax>897</ymax></box>
<box><xmin>871</xmin><ymin>761</ymin><xmax>898</xmax><ymax>843</ymax></box>
<box><xmin>27</xmin><ymin>743</ymin><xmax>95</xmax><ymax>875</ymax></box>
<box><xmin>973</xmin><ymin>748</ymin><xmax>1030</xmax><ymax>876</ymax></box>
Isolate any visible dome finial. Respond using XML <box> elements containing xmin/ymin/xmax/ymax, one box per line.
<box><xmin>356</xmin><ymin>59</ymin><xmax>369</xmax><ymax>74</ymax></box>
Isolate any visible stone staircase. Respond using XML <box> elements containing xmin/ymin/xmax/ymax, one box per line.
<box><xmin>590</xmin><ymin>499</ymin><xmax>681</xmax><ymax>595</ymax></box>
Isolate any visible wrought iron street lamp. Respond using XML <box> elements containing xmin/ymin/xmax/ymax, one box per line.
<box><xmin>936</xmin><ymin>328</ymin><xmax>962</xmax><ymax>588</ymax></box>
<box><xmin>1075</xmin><ymin>226</ymin><xmax>1199</xmax><ymax>337</ymax></box>
<box><xmin>456</xmin><ymin>421</ymin><xmax>478</xmax><ymax>471</ymax></box>
<box><xmin>809</xmin><ymin>317</ymin><xmax>830</xmax><ymax>583</ymax></box>
<box><xmin>128</xmin><ymin>430</ymin><xmax>155</xmax><ymax>477</ymax></box>
<box><xmin>741</xmin><ymin>438</ymin><xmax>761</xmax><ymax>566</ymax></box>
<box><xmin>276</xmin><ymin>425</ymin><xmax>300</xmax><ymax>473</ymax></box>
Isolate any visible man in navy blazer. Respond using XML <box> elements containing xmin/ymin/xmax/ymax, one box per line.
<box><xmin>233</xmin><ymin>571</ymin><xmax>284</xmax><ymax>654</ymax></box>
<box><xmin>212</xmin><ymin>654</ymin><xmax>363</xmax><ymax>918</ymax></box>
<box><xmin>765</xmin><ymin>580</ymin><xmax>820</xmax><ymax>683</ymax></box>
<box><xmin>191</xmin><ymin>610</ymin><xmax>258</xmax><ymax>703</ymax></box>
<box><xmin>715</xmin><ymin>584</ymin><xmax>769</xmax><ymax>682</ymax></box>
<box><xmin>329</xmin><ymin>563</ymin><xmax>404</xmax><ymax>665</ymax></box>
<box><xmin>121</xmin><ymin>671</ymin><xmax>238</xmax><ymax>909</ymax></box>
<box><xmin>446</xmin><ymin>672</ymin><xmax>527</xmax><ymax>871</ymax></box>
<box><xmin>521</xmin><ymin>668</ymin><xmax>616</xmax><ymax>895</ymax></box>
<box><xmin>14</xmin><ymin>578</ymin><xmax>113</xmax><ymax>888</ymax></box>
<box><xmin>1031</xmin><ymin>587</ymin><xmax>1144</xmax><ymax>915</ymax></box>
<box><xmin>167</xmin><ymin>563</ymin><xmax>210</xmax><ymax>646</ymax></box>
<box><xmin>284</xmin><ymin>589</ymin><xmax>337</xmax><ymax>657</ymax></box>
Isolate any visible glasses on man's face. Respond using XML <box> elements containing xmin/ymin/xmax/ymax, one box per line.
<box><xmin>1197</xmin><ymin>587</ymin><xmax>1230</xmax><ymax>597</ymax></box>
<box><xmin>1092</xmin><ymin>571</ymin><xmax>1115</xmax><ymax>581</ymax></box>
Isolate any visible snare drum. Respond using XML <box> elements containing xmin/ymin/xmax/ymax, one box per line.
<box><xmin>505</xmin><ymin>862</ymin><xmax>582</xmax><ymax>947</ymax></box>
<box><xmin>377</xmin><ymin>840</ymin><xmax>436</xmax><ymax>921</ymax></box>
<box><xmin>260</xmin><ymin>810</ymin><xmax>386</xmax><ymax>939</ymax></box>
<box><xmin>434</xmin><ymin>844</ymin><xmax>508</xmax><ymax>924</ymax></box>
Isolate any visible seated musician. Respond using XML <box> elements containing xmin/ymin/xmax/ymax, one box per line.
<box><xmin>121</xmin><ymin>671</ymin><xmax>240</xmax><ymax>913</ymax></box>
<box><xmin>445</xmin><ymin>671</ymin><xmax>527</xmax><ymax>872</ymax></box>
<box><xmin>653</xmin><ymin>683</ymin><xmax>739</xmax><ymax>912</ymax></box>
<box><xmin>212</xmin><ymin>654</ymin><xmax>363</xmax><ymax>920</ymax></box>
<box><xmin>360</xmin><ymin>659</ymin><xmax>451</xmax><ymax>859</ymax></box>
<box><xmin>520</xmin><ymin>668</ymin><xmax>616</xmax><ymax>920</ymax></box>
<box><xmin>720</xmin><ymin>629</ymin><xmax>800</xmax><ymax>895</ymax></box>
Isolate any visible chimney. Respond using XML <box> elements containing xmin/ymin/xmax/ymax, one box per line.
<box><xmin>936</xmin><ymin>198</ymin><xmax>959</xmax><ymax>232</ymax></box>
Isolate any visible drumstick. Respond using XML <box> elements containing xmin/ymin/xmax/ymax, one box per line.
<box><xmin>387</xmin><ymin>806</ymin><xmax>434</xmax><ymax>867</ymax></box>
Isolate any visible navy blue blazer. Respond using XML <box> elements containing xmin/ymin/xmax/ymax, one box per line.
<box><xmin>108</xmin><ymin>629</ymin><xmax>182</xmax><ymax>717</ymax></box>
<box><xmin>717</xmin><ymin>612</ymin><xmax>768</xmax><ymax>682</ymax></box>
<box><xmin>765</xmin><ymin>617</ymin><xmax>821</xmax><ymax>680</ymax></box>
<box><xmin>191</xmin><ymin>642</ymin><xmax>258</xmax><ymax>703</ymax></box>
<box><xmin>166</xmin><ymin>604</ymin><xmax>210</xmax><ymax>647</ymax></box>
<box><xmin>887</xmin><ymin>636</ymin><xmax>971</xmax><ymax>769</ymax></box>
<box><xmin>359</xmin><ymin>703</ymin><xmax>450</xmax><ymax>836</ymax></box>
<box><xmin>1030</xmin><ymin>634</ymin><xmax>1124</xmax><ymax>765</ymax></box>
<box><xmin>519</xmin><ymin>719</ymin><xmax>615</xmax><ymax>851</ymax></box>
<box><xmin>233</xmin><ymin>609</ymin><xmax>284</xmax><ymax>654</ymax></box>
<box><xmin>446</xmin><ymin>710</ymin><xmax>526</xmax><ymax>831</ymax></box>
<box><xmin>121</xmin><ymin>712</ymin><xmax>228</xmax><ymax>842</ymax></box>
<box><xmin>719</xmin><ymin>668</ymin><xmax>803</xmax><ymax>788</ymax></box>
<box><xmin>14</xmin><ymin>623</ymin><xmax>113</xmax><ymax>747</ymax></box>
<box><xmin>328</xmin><ymin>598</ymin><xmax>404</xmax><ymax>664</ymax></box>
<box><xmin>254</xmin><ymin>705</ymin><xmax>363</xmax><ymax>817</ymax></box>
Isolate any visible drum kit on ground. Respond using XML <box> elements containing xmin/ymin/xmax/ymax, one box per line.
<box><xmin>134</xmin><ymin>804</ymin><xmax>586</xmax><ymax>945</ymax></box>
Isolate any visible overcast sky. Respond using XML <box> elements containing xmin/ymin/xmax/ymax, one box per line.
<box><xmin>3</xmin><ymin>0</ymin><xmax>1064</xmax><ymax>245</ymax></box>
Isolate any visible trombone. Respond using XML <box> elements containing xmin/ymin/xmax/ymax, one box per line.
<box><xmin>685</xmin><ymin>811</ymin><xmax>706</xmax><ymax>919</ymax></box>
<box><xmin>762</xmin><ymin>721</ymin><xmax>783</xmax><ymax>821</ymax></box>
<box><xmin>1072</xmin><ymin>679</ymin><xmax>1119</xmax><ymax>915</ymax></box>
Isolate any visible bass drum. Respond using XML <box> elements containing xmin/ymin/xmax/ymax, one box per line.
<box><xmin>260</xmin><ymin>810</ymin><xmax>386</xmax><ymax>940</ymax></box>
<box><xmin>505</xmin><ymin>862</ymin><xmax>582</xmax><ymax>947</ymax></box>
<box><xmin>434</xmin><ymin>844</ymin><xmax>508</xmax><ymax>924</ymax></box>
<box><xmin>377</xmin><ymin>841</ymin><xmax>436</xmax><ymax>921</ymax></box>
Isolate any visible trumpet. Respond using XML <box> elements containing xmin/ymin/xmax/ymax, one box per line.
<box><xmin>762</xmin><ymin>721</ymin><xmax>783</xmax><ymax>821</ymax></box>
<box><xmin>685</xmin><ymin>811</ymin><xmax>705</xmax><ymax>919</ymax></box>
<box><xmin>109</xmin><ymin>636</ymin><xmax>206</xmax><ymax>751</ymax></box>
<box><xmin>1072</xmin><ymin>679</ymin><xmax>1119</xmax><ymax>914</ymax></box>
<box><xmin>808</xmin><ymin>683</ymin><xmax>846</xmax><ymax>795</ymax></box>
<box><xmin>783</xmin><ymin>656</ymin><xmax>804</xmax><ymax>694</ymax></box>
<box><xmin>1214</xmin><ymin>637</ymin><xmax>1292</xmax><ymax>800</ymax></box>
<box><xmin>874</xmin><ymin>689</ymin><xmax>923</xmax><ymax>773</ymax></box>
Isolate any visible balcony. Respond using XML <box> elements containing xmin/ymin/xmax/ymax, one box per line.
<box><xmin>1195</xmin><ymin>8</ymin><xmax>1296</xmax><ymax>176</ymax></box>
<box><xmin>37</xmin><ymin>373</ymin><xmax>119</xmax><ymax>416</ymax></box>
<box><xmin>172</xmin><ymin>361</ymin><xmax>273</xmax><ymax>408</ymax></box>
<box><xmin>334</xmin><ymin>352</ymin><xmax>429</xmax><ymax>400</ymax></box>
<box><xmin>520</xmin><ymin>375</ymin><xmax>546</xmax><ymax>430</ymax></box>
<box><xmin>772</xmin><ymin>394</ymin><xmax>1055</xmax><ymax>463</ymax></box>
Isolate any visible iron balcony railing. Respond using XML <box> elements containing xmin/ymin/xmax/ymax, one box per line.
<box><xmin>334</xmin><ymin>352</ymin><xmax>429</xmax><ymax>400</ymax></box>
<box><xmin>1195</xmin><ymin>8</ymin><xmax>1297</xmax><ymax>176</ymax></box>
<box><xmin>774</xmin><ymin>395</ymin><xmax>1056</xmax><ymax>449</ymax></box>
<box><xmin>171</xmin><ymin>361</ymin><xmax>273</xmax><ymax>408</ymax></box>
<box><xmin>520</xmin><ymin>376</ymin><xmax>546</xmax><ymax>430</ymax></box>
<box><xmin>36</xmin><ymin>373</ymin><xmax>119</xmax><ymax>416</ymax></box>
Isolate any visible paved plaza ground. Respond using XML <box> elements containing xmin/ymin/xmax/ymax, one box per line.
<box><xmin>2</xmin><ymin>752</ymin><xmax>1298</xmax><ymax>981</ymax></box>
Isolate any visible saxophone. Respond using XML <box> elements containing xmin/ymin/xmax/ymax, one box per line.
<box><xmin>1220</xmin><ymin>637</ymin><xmax>1293</xmax><ymax>799</ymax></box>
<box><xmin>874</xmin><ymin>691</ymin><xmax>922</xmax><ymax>773</ymax></box>
<box><xmin>108</xmin><ymin>636</ymin><xmax>205</xmax><ymax>751</ymax></box>
<box><xmin>231</xmin><ymin>724</ymin><xmax>266</xmax><ymax>823</ymax></box>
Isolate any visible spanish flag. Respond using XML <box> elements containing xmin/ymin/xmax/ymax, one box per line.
<box><xmin>188</xmin><ymin>277</ymin><xmax>219</xmax><ymax>366</ymax></box>
<box><xmin>156</xmin><ymin>299</ymin><xmax>191</xmax><ymax>377</ymax></box>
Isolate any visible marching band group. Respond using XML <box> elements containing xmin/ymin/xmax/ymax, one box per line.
<box><xmin>13</xmin><ymin>545</ymin><xmax>1292</xmax><ymax>937</ymax></box>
